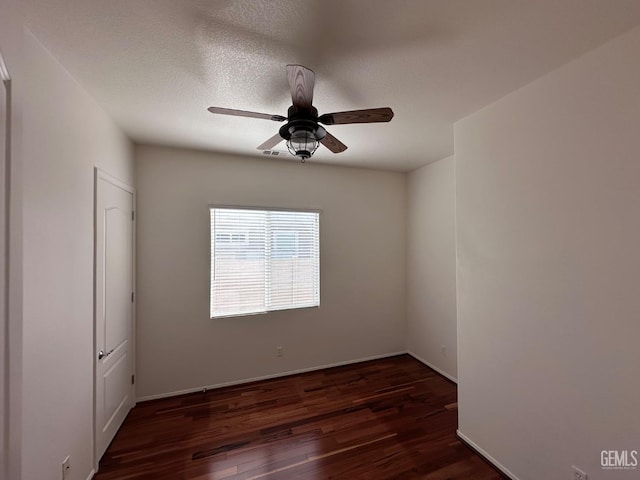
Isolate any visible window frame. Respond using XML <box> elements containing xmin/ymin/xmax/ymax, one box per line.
<box><xmin>208</xmin><ymin>204</ymin><xmax>321</xmax><ymax>319</ymax></box>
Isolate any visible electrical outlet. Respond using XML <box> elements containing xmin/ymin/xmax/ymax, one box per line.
<box><xmin>572</xmin><ymin>465</ymin><xmax>588</xmax><ymax>480</ymax></box>
<box><xmin>441</xmin><ymin>345</ymin><xmax>447</xmax><ymax>356</ymax></box>
<box><xmin>61</xmin><ymin>456</ymin><xmax>71</xmax><ymax>480</ymax></box>
<box><xmin>276</xmin><ymin>346</ymin><xmax>283</xmax><ymax>357</ymax></box>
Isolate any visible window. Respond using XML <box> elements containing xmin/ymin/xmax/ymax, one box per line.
<box><xmin>210</xmin><ymin>207</ymin><xmax>320</xmax><ymax>318</ymax></box>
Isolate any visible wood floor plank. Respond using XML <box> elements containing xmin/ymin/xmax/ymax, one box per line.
<box><xmin>94</xmin><ymin>355</ymin><xmax>505</xmax><ymax>479</ymax></box>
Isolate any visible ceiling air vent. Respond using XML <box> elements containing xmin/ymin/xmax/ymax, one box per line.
<box><xmin>262</xmin><ymin>150</ymin><xmax>283</xmax><ymax>156</ymax></box>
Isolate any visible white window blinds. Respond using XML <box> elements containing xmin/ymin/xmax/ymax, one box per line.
<box><xmin>210</xmin><ymin>207</ymin><xmax>320</xmax><ymax>318</ymax></box>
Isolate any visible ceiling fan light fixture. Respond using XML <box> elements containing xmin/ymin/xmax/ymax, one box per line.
<box><xmin>286</xmin><ymin>128</ymin><xmax>319</xmax><ymax>161</ymax></box>
<box><xmin>280</xmin><ymin>120</ymin><xmax>326</xmax><ymax>162</ymax></box>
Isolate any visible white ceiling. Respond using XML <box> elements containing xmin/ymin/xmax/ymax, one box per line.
<box><xmin>25</xmin><ymin>0</ymin><xmax>640</xmax><ymax>171</ymax></box>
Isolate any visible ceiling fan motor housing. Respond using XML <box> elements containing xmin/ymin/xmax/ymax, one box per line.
<box><xmin>280</xmin><ymin>106</ymin><xmax>326</xmax><ymax>160</ymax></box>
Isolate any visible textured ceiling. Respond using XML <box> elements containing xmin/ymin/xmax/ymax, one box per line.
<box><xmin>25</xmin><ymin>0</ymin><xmax>640</xmax><ymax>171</ymax></box>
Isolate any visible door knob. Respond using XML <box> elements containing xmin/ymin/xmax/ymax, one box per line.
<box><xmin>98</xmin><ymin>349</ymin><xmax>114</xmax><ymax>360</ymax></box>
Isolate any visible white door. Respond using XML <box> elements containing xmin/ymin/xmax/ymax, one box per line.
<box><xmin>95</xmin><ymin>169</ymin><xmax>135</xmax><ymax>463</ymax></box>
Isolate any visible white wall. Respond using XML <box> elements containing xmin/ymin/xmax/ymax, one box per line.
<box><xmin>455</xmin><ymin>26</ymin><xmax>640</xmax><ymax>480</ymax></box>
<box><xmin>135</xmin><ymin>145</ymin><xmax>406</xmax><ymax>400</ymax></box>
<box><xmin>406</xmin><ymin>156</ymin><xmax>457</xmax><ymax>381</ymax></box>
<box><xmin>22</xmin><ymin>31</ymin><xmax>133</xmax><ymax>480</ymax></box>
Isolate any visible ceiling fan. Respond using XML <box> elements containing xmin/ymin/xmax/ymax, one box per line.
<box><xmin>207</xmin><ymin>65</ymin><xmax>394</xmax><ymax>162</ymax></box>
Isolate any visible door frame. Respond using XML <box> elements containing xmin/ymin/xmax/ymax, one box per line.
<box><xmin>93</xmin><ymin>167</ymin><xmax>136</xmax><ymax>471</ymax></box>
<box><xmin>0</xmin><ymin>48</ymin><xmax>11</xmax><ymax>480</ymax></box>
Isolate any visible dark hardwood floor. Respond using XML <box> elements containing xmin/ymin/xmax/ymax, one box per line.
<box><xmin>94</xmin><ymin>355</ymin><xmax>504</xmax><ymax>479</ymax></box>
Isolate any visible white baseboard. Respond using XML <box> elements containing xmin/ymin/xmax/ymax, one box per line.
<box><xmin>137</xmin><ymin>351</ymin><xmax>407</xmax><ymax>402</ymax></box>
<box><xmin>86</xmin><ymin>469</ymin><xmax>95</xmax><ymax>480</ymax></box>
<box><xmin>407</xmin><ymin>351</ymin><xmax>457</xmax><ymax>383</ymax></box>
<box><xmin>456</xmin><ymin>430</ymin><xmax>520</xmax><ymax>480</ymax></box>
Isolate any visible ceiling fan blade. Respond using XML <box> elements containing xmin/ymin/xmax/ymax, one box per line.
<box><xmin>318</xmin><ymin>107</ymin><xmax>394</xmax><ymax>125</ymax></box>
<box><xmin>286</xmin><ymin>64</ymin><xmax>315</xmax><ymax>110</ymax></box>
<box><xmin>257</xmin><ymin>132</ymin><xmax>283</xmax><ymax>150</ymax></box>
<box><xmin>320</xmin><ymin>132</ymin><xmax>348</xmax><ymax>153</ymax></box>
<box><xmin>208</xmin><ymin>106</ymin><xmax>286</xmax><ymax>122</ymax></box>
